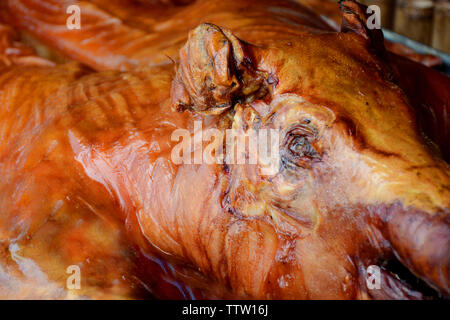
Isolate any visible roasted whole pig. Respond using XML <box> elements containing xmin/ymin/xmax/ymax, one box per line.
<box><xmin>0</xmin><ymin>0</ymin><xmax>449</xmax><ymax>299</ymax></box>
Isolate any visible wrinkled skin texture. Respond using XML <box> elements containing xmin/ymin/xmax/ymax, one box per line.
<box><xmin>0</xmin><ymin>0</ymin><xmax>449</xmax><ymax>299</ymax></box>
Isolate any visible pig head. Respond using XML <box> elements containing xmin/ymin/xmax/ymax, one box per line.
<box><xmin>167</xmin><ymin>6</ymin><xmax>449</xmax><ymax>299</ymax></box>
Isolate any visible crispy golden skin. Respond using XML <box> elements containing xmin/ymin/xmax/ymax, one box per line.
<box><xmin>0</xmin><ymin>0</ymin><xmax>449</xmax><ymax>299</ymax></box>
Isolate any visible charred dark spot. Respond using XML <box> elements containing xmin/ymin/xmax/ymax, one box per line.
<box><xmin>408</xmin><ymin>164</ymin><xmax>440</xmax><ymax>171</ymax></box>
<box><xmin>176</xmin><ymin>103</ymin><xmax>188</xmax><ymax>112</ymax></box>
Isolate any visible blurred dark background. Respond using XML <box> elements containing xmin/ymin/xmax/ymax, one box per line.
<box><xmin>359</xmin><ymin>0</ymin><xmax>449</xmax><ymax>53</ymax></box>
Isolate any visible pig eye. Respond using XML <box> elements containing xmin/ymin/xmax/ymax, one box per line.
<box><xmin>288</xmin><ymin>136</ymin><xmax>317</xmax><ymax>157</ymax></box>
<box><xmin>282</xmin><ymin>125</ymin><xmax>320</xmax><ymax>168</ymax></box>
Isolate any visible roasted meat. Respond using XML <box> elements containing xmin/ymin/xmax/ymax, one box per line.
<box><xmin>0</xmin><ymin>0</ymin><xmax>448</xmax><ymax>299</ymax></box>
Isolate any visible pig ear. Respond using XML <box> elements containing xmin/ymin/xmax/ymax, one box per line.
<box><xmin>339</xmin><ymin>0</ymin><xmax>385</xmax><ymax>55</ymax></box>
<box><xmin>170</xmin><ymin>23</ymin><xmax>268</xmax><ymax>115</ymax></box>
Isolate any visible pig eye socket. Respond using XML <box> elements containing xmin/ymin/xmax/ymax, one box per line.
<box><xmin>288</xmin><ymin>136</ymin><xmax>317</xmax><ymax>157</ymax></box>
<box><xmin>282</xmin><ymin>125</ymin><xmax>320</xmax><ymax>168</ymax></box>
